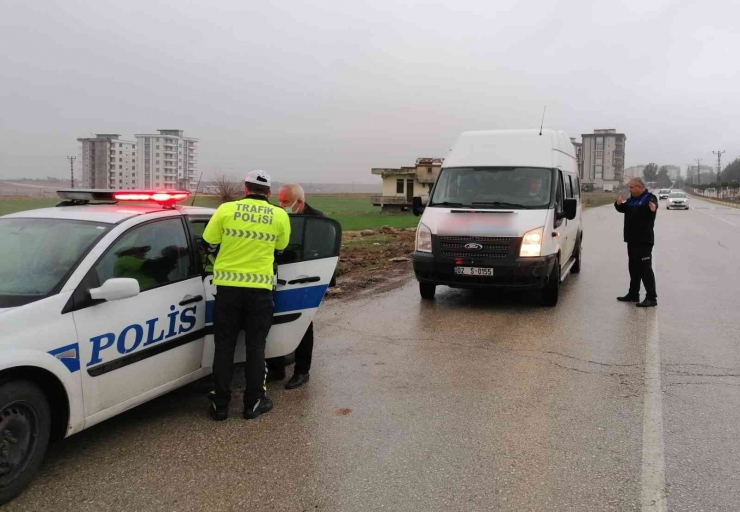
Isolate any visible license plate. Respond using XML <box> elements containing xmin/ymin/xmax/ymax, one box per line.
<box><xmin>454</xmin><ymin>267</ymin><xmax>493</xmax><ymax>276</ymax></box>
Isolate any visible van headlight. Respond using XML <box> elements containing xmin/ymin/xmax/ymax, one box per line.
<box><xmin>520</xmin><ymin>227</ymin><xmax>544</xmax><ymax>257</ymax></box>
<box><xmin>416</xmin><ymin>223</ymin><xmax>433</xmax><ymax>253</ymax></box>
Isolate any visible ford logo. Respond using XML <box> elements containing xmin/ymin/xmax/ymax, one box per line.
<box><xmin>464</xmin><ymin>243</ymin><xmax>483</xmax><ymax>250</ymax></box>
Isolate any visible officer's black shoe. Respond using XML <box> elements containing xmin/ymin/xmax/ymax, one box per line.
<box><xmin>636</xmin><ymin>299</ymin><xmax>658</xmax><ymax>308</ymax></box>
<box><xmin>285</xmin><ymin>373</ymin><xmax>310</xmax><ymax>390</ymax></box>
<box><xmin>243</xmin><ymin>397</ymin><xmax>274</xmax><ymax>420</ymax></box>
<box><xmin>617</xmin><ymin>294</ymin><xmax>640</xmax><ymax>302</ymax></box>
<box><xmin>209</xmin><ymin>403</ymin><xmax>228</xmax><ymax>422</ymax></box>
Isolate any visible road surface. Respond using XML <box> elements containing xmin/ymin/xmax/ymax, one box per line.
<box><xmin>6</xmin><ymin>196</ymin><xmax>740</xmax><ymax>511</ymax></box>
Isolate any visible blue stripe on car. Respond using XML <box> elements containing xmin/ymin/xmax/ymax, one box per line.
<box><xmin>204</xmin><ymin>284</ymin><xmax>328</xmax><ymax>323</ymax></box>
<box><xmin>48</xmin><ymin>343</ymin><xmax>81</xmax><ymax>373</ymax></box>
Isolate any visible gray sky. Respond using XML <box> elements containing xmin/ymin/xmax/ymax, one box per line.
<box><xmin>1</xmin><ymin>0</ymin><xmax>738</xmax><ymax>183</ymax></box>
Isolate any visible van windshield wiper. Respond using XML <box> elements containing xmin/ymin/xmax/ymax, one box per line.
<box><xmin>471</xmin><ymin>201</ymin><xmax>530</xmax><ymax>209</ymax></box>
<box><xmin>429</xmin><ymin>201</ymin><xmax>470</xmax><ymax>208</ymax></box>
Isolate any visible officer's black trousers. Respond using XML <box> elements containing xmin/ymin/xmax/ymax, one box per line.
<box><xmin>627</xmin><ymin>243</ymin><xmax>657</xmax><ymax>300</ymax></box>
<box><xmin>212</xmin><ymin>286</ymin><xmax>273</xmax><ymax>409</ymax></box>
<box><xmin>266</xmin><ymin>322</ymin><xmax>314</xmax><ymax>376</ymax></box>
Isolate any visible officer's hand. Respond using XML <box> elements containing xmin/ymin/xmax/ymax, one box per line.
<box><xmin>616</xmin><ymin>196</ymin><xmax>625</xmax><ymax>205</ymax></box>
<box><xmin>649</xmin><ymin>202</ymin><xmax>657</xmax><ymax>212</ymax></box>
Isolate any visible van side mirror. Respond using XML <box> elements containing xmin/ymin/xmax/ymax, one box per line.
<box><xmin>89</xmin><ymin>278</ymin><xmax>140</xmax><ymax>302</ymax></box>
<box><xmin>563</xmin><ymin>198</ymin><xmax>577</xmax><ymax>220</ymax></box>
<box><xmin>412</xmin><ymin>196</ymin><xmax>425</xmax><ymax>216</ymax></box>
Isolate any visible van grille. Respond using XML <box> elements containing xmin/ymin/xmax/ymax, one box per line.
<box><xmin>437</xmin><ymin>236</ymin><xmax>517</xmax><ymax>260</ymax></box>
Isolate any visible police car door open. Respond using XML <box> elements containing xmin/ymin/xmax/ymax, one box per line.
<box><xmin>200</xmin><ymin>215</ymin><xmax>341</xmax><ymax>365</ymax></box>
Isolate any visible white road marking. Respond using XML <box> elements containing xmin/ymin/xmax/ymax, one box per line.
<box><xmin>641</xmin><ymin>251</ymin><xmax>667</xmax><ymax>512</ymax></box>
<box><xmin>693</xmin><ymin>206</ymin><xmax>739</xmax><ymax>227</ymax></box>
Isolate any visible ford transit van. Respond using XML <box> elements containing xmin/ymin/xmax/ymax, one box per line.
<box><xmin>412</xmin><ymin>129</ymin><xmax>582</xmax><ymax>306</ymax></box>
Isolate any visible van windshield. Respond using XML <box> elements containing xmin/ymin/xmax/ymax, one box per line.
<box><xmin>429</xmin><ymin>167</ymin><xmax>554</xmax><ymax>209</ymax></box>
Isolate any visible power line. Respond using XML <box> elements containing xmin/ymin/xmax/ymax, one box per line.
<box><xmin>67</xmin><ymin>156</ymin><xmax>76</xmax><ymax>189</ymax></box>
<box><xmin>713</xmin><ymin>150</ymin><xmax>725</xmax><ymax>198</ymax></box>
<box><xmin>696</xmin><ymin>158</ymin><xmax>702</xmax><ymax>186</ymax></box>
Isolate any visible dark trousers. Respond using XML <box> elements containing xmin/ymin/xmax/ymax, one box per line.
<box><xmin>266</xmin><ymin>322</ymin><xmax>314</xmax><ymax>376</ymax></box>
<box><xmin>627</xmin><ymin>243</ymin><xmax>657</xmax><ymax>300</ymax></box>
<box><xmin>212</xmin><ymin>286</ymin><xmax>273</xmax><ymax>409</ymax></box>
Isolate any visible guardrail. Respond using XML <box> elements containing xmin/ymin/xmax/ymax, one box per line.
<box><xmin>683</xmin><ymin>190</ymin><xmax>740</xmax><ymax>209</ymax></box>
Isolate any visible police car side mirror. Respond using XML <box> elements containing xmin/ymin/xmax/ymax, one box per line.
<box><xmin>90</xmin><ymin>278</ymin><xmax>140</xmax><ymax>302</ymax></box>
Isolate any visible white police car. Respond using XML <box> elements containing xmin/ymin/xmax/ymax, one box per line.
<box><xmin>0</xmin><ymin>189</ymin><xmax>340</xmax><ymax>503</ymax></box>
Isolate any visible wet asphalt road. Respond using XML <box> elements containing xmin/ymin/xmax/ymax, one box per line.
<box><xmin>7</xmin><ymin>196</ymin><xmax>740</xmax><ymax>512</ymax></box>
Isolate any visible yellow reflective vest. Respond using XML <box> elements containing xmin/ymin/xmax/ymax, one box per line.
<box><xmin>202</xmin><ymin>196</ymin><xmax>291</xmax><ymax>290</ymax></box>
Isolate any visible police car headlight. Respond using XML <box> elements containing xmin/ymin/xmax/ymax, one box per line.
<box><xmin>520</xmin><ymin>227</ymin><xmax>544</xmax><ymax>257</ymax></box>
<box><xmin>416</xmin><ymin>223</ymin><xmax>433</xmax><ymax>253</ymax></box>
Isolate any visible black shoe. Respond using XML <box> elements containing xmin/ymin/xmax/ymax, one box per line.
<box><xmin>636</xmin><ymin>299</ymin><xmax>657</xmax><ymax>308</ymax></box>
<box><xmin>617</xmin><ymin>294</ymin><xmax>640</xmax><ymax>302</ymax></box>
<box><xmin>209</xmin><ymin>403</ymin><xmax>228</xmax><ymax>422</ymax></box>
<box><xmin>243</xmin><ymin>397</ymin><xmax>274</xmax><ymax>420</ymax></box>
<box><xmin>285</xmin><ymin>373</ymin><xmax>310</xmax><ymax>390</ymax></box>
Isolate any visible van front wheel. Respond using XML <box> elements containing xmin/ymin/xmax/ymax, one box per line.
<box><xmin>419</xmin><ymin>283</ymin><xmax>436</xmax><ymax>300</ymax></box>
<box><xmin>541</xmin><ymin>259</ymin><xmax>560</xmax><ymax>307</ymax></box>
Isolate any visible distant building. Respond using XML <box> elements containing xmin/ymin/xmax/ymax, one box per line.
<box><xmin>78</xmin><ymin>129</ymin><xmax>198</xmax><ymax>190</ymax></box>
<box><xmin>623</xmin><ymin>165</ymin><xmax>646</xmax><ymax>180</ymax></box>
<box><xmin>135</xmin><ymin>129</ymin><xmax>199</xmax><ymax>190</ymax></box>
<box><xmin>664</xmin><ymin>165</ymin><xmax>681</xmax><ymax>180</ymax></box>
<box><xmin>371</xmin><ymin>158</ymin><xmax>444</xmax><ymax>213</ymax></box>
<box><xmin>581</xmin><ymin>129</ymin><xmax>626</xmax><ymax>189</ymax></box>
<box><xmin>77</xmin><ymin>134</ymin><xmax>137</xmax><ymax>189</ymax></box>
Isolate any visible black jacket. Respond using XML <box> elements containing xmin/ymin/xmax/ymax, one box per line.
<box><xmin>614</xmin><ymin>190</ymin><xmax>658</xmax><ymax>245</ymax></box>
<box><xmin>302</xmin><ymin>203</ymin><xmax>323</xmax><ymax>217</ymax></box>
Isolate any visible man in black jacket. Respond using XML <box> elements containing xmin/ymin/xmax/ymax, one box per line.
<box><xmin>614</xmin><ymin>177</ymin><xmax>659</xmax><ymax>307</ymax></box>
<box><xmin>266</xmin><ymin>183</ymin><xmax>327</xmax><ymax>388</ymax></box>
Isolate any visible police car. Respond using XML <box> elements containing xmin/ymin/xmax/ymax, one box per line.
<box><xmin>0</xmin><ymin>189</ymin><xmax>340</xmax><ymax>503</ymax></box>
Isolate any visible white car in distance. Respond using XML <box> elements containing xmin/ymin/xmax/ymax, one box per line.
<box><xmin>666</xmin><ymin>191</ymin><xmax>690</xmax><ymax>210</ymax></box>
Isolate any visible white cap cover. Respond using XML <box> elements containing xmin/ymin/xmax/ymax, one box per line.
<box><xmin>245</xmin><ymin>170</ymin><xmax>271</xmax><ymax>187</ymax></box>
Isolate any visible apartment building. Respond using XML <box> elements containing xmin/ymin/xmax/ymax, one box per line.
<box><xmin>135</xmin><ymin>129</ymin><xmax>199</xmax><ymax>189</ymax></box>
<box><xmin>581</xmin><ymin>129</ymin><xmax>626</xmax><ymax>189</ymax></box>
<box><xmin>77</xmin><ymin>134</ymin><xmax>138</xmax><ymax>189</ymax></box>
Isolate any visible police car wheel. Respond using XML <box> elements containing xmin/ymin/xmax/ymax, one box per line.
<box><xmin>0</xmin><ymin>381</ymin><xmax>51</xmax><ymax>505</ymax></box>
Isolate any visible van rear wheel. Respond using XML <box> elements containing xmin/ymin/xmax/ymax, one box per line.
<box><xmin>419</xmin><ymin>283</ymin><xmax>436</xmax><ymax>300</ymax></box>
<box><xmin>541</xmin><ymin>259</ymin><xmax>560</xmax><ymax>307</ymax></box>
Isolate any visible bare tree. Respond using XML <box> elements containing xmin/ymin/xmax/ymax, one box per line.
<box><xmin>213</xmin><ymin>174</ymin><xmax>242</xmax><ymax>203</ymax></box>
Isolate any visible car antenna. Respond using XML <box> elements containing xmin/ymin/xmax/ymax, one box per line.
<box><xmin>539</xmin><ymin>105</ymin><xmax>547</xmax><ymax>136</ymax></box>
<box><xmin>191</xmin><ymin>172</ymin><xmax>203</xmax><ymax>206</ymax></box>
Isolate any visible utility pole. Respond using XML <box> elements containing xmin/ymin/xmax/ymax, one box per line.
<box><xmin>713</xmin><ymin>150</ymin><xmax>725</xmax><ymax>199</ymax></box>
<box><xmin>67</xmin><ymin>156</ymin><xmax>76</xmax><ymax>189</ymax></box>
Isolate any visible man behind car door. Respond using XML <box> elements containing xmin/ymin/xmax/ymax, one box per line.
<box><xmin>202</xmin><ymin>170</ymin><xmax>291</xmax><ymax>421</ymax></box>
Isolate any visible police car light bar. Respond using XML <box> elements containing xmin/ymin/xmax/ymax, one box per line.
<box><xmin>113</xmin><ymin>191</ymin><xmax>190</xmax><ymax>203</ymax></box>
<box><xmin>57</xmin><ymin>189</ymin><xmax>191</xmax><ymax>205</ymax></box>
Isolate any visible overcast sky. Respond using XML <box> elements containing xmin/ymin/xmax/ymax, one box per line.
<box><xmin>1</xmin><ymin>0</ymin><xmax>738</xmax><ymax>183</ymax></box>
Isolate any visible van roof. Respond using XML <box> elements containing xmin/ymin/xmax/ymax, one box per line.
<box><xmin>443</xmin><ymin>129</ymin><xmax>576</xmax><ymax>169</ymax></box>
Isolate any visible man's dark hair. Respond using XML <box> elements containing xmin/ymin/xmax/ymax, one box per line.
<box><xmin>245</xmin><ymin>183</ymin><xmax>271</xmax><ymax>196</ymax></box>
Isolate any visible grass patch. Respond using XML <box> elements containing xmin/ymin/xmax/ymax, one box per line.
<box><xmin>0</xmin><ymin>198</ymin><xmax>59</xmax><ymax>216</ymax></box>
<box><xmin>582</xmin><ymin>192</ymin><xmax>620</xmax><ymax>208</ymax></box>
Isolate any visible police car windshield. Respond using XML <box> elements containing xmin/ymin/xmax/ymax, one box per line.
<box><xmin>429</xmin><ymin>167</ymin><xmax>554</xmax><ymax>209</ymax></box>
<box><xmin>0</xmin><ymin>218</ymin><xmax>110</xmax><ymax>307</ymax></box>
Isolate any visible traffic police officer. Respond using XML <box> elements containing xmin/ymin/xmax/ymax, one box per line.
<box><xmin>203</xmin><ymin>170</ymin><xmax>291</xmax><ymax>420</ymax></box>
<box><xmin>614</xmin><ymin>177</ymin><xmax>659</xmax><ymax>307</ymax></box>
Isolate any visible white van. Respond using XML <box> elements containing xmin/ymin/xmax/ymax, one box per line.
<box><xmin>412</xmin><ymin>129</ymin><xmax>582</xmax><ymax>306</ymax></box>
